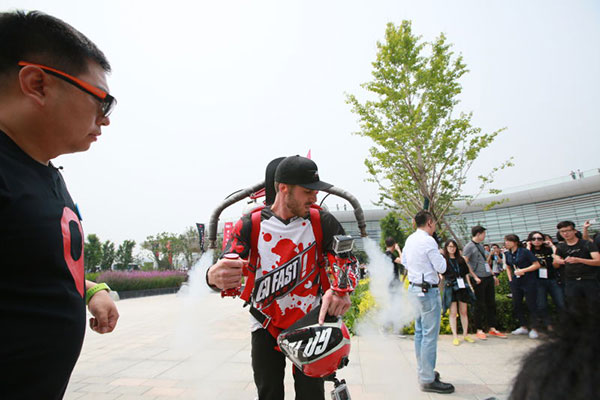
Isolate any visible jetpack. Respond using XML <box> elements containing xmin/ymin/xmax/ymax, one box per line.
<box><xmin>204</xmin><ymin>157</ymin><xmax>368</xmax><ymax>400</ymax></box>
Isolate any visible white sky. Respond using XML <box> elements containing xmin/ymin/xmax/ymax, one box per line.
<box><xmin>4</xmin><ymin>0</ymin><xmax>600</xmax><ymax>248</ymax></box>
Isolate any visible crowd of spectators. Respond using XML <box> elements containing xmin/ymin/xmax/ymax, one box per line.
<box><xmin>435</xmin><ymin>219</ymin><xmax>600</xmax><ymax>343</ymax></box>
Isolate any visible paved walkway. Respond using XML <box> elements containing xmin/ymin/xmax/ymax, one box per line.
<box><xmin>65</xmin><ymin>292</ymin><xmax>537</xmax><ymax>400</ymax></box>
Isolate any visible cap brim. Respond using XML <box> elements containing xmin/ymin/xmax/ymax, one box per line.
<box><xmin>299</xmin><ymin>181</ymin><xmax>333</xmax><ymax>191</ymax></box>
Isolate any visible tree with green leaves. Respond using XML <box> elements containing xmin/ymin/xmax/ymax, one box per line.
<box><xmin>179</xmin><ymin>226</ymin><xmax>201</xmax><ymax>268</ymax></box>
<box><xmin>84</xmin><ymin>233</ymin><xmax>103</xmax><ymax>272</ymax></box>
<box><xmin>114</xmin><ymin>239</ymin><xmax>136</xmax><ymax>270</ymax></box>
<box><xmin>99</xmin><ymin>240</ymin><xmax>116</xmax><ymax>270</ymax></box>
<box><xmin>142</xmin><ymin>232</ymin><xmax>180</xmax><ymax>269</ymax></box>
<box><xmin>379</xmin><ymin>212</ymin><xmax>407</xmax><ymax>251</ymax></box>
<box><xmin>347</xmin><ymin>21</ymin><xmax>512</xmax><ymax>243</ymax></box>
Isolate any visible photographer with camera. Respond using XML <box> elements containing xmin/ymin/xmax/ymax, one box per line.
<box><xmin>402</xmin><ymin>211</ymin><xmax>454</xmax><ymax>394</ymax></box>
<box><xmin>206</xmin><ymin>155</ymin><xmax>357</xmax><ymax>400</ymax></box>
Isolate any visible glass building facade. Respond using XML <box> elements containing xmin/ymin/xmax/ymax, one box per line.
<box><xmin>331</xmin><ymin>173</ymin><xmax>600</xmax><ymax>247</ymax></box>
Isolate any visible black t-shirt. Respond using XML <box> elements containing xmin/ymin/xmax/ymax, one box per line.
<box><xmin>442</xmin><ymin>256</ymin><xmax>469</xmax><ymax>282</ymax></box>
<box><xmin>531</xmin><ymin>246</ymin><xmax>557</xmax><ymax>280</ymax></box>
<box><xmin>504</xmin><ymin>248</ymin><xmax>539</xmax><ymax>281</ymax></box>
<box><xmin>385</xmin><ymin>250</ymin><xmax>401</xmax><ymax>280</ymax></box>
<box><xmin>0</xmin><ymin>130</ymin><xmax>86</xmax><ymax>399</ymax></box>
<box><xmin>556</xmin><ymin>239</ymin><xmax>599</xmax><ymax>280</ymax></box>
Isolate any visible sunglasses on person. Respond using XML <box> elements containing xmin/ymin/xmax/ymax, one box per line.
<box><xmin>531</xmin><ymin>237</ymin><xmax>544</xmax><ymax>241</ymax></box>
<box><xmin>18</xmin><ymin>61</ymin><xmax>116</xmax><ymax>117</ymax></box>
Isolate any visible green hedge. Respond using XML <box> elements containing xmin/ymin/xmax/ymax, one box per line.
<box><xmin>96</xmin><ymin>270</ymin><xmax>187</xmax><ymax>292</ymax></box>
<box><xmin>85</xmin><ymin>272</ymin><xmax>100</xmax><ymax>282</ymax></box>
<box><xmin>343</xmin><ymin>279</ymin><xmax>376</xmax><ymax>335</ymax></box>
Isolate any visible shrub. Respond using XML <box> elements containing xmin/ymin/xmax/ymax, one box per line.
<box><xmin>85</xmin><ymin>272</ymin><xmax>100</xmax><ymax>282</ymax></box>
<box><xmin>343</xmin><ymin>279</ymin><xmax>376</xmax><ymax>334</ymax></box>
<box><xmin>96</xmin><ymin>270</ymin><xmax>187</xmax><ymax>292</ymax></box>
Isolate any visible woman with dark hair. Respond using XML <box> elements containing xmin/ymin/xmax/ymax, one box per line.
<box><xmin>441</xmin><ymin>240</ymin><xmax>475</xmax><ymax>345</ymax></box>
<box><xmin>504</xmin><ymin>234</ymin><xmax>541</xmax><ymax>339</ymax></box>
<box><xmin>527</xmin><ymin>231</ymin><xmax>565</xmax><ymax>330</ymax></box>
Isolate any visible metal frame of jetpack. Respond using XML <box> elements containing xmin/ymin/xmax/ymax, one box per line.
<box><xmin>206</xmin><ymin>182</ymin><xmax>368</xmax><ymax>250</ymax></box>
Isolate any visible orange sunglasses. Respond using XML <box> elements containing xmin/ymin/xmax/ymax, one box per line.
<box><xmin>18</xmin><ymin>61</ymin><xmax>116</xmax><ymax>117</ymax></box>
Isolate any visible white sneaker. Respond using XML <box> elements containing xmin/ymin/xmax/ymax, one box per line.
<box><xmin>511</xmin><ymin>327</ymin><xmax>529</xmax><ymax>335</ymax></box>
<box><xmin>528</xmin><ymin>329</ymin><xmax>539</xmax><ymax>339</ymax></box>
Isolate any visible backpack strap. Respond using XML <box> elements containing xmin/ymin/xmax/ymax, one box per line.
<box><xmin>309</xmin><ymin>206</ymin><xmax>330</xmax><ymax>292</ymax></box>
<box><xmin>240</xmin><ymin>206</ymin><xmax>263</xmax><ymax>302</ymax></box>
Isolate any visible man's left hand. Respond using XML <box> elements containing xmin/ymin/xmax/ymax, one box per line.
<box><xmin>88</xmin><ymin>290</ymin><xmax>119</xmax><ymax>334</ymax></box>
<box><xmin>318</xmin><ymin>289</ymin><xmax>351</xmax><ymax>325</ymax></box>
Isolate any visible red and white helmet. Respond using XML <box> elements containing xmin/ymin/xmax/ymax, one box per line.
<box><xmin>277</xmin><ymin>306</ymin><xmax>351</xmax><ymax>378</ymax></box>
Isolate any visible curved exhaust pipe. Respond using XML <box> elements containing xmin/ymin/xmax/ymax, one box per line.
<box><xmin>206</xmin><ymin>183</ymin><xmax>368</xmax><ymax>249</ymax></box>
<box><xmin>325</xmin><ymin>186</ymin><xmax>368</xmax><ymax>238</ymax></box>
<box><xmin>207</xmin><ymin>181</ymin><xmax>264</xmax><ymax>249</ymax></box>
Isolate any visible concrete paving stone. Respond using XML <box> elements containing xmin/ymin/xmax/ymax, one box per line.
<box><xmin>81</xmin><ymin>383</ymin><xmax>118</xmax><ymax>393</ymax></box>
<box><xmin>63</xmin><ymin>392</ymin><xmax>86</xmax><ymax>400</ymax></box>
<box><xmin>65</xmin><ymin>294</ymin><xmax>536</xmax><ymax>400</ymax></box>
<box><xmin>109</xmin><ymin>378</ymin><xmax>148</xmax><ymax>386</ymax></box>
<box><xmin>144</xmin><ymin>387</ymin><xmax>186</xmax><ymax>397</ymax></box>
<box><xmin>115</xmin><ymin>360</ymin><xmax>180</xmax><ymax>379</ymax></box>
<box><xmin>64</xmin><ymin>382</ymin><xmax>87</xmax><ymax>392</ymax></box>
<box><xmin>155</xmin><ymin>360</ymin><xmax>213</xmax><ymax>380</ymax></box>
<box><xmin>487</xmin><ymin>384</ymin><xmax>512</xmax><ymax>394</ymax></box>
<box><xmin>109</xmin><ymin>385</ymin><xmax>152</xmax><ymax>395</ymax></box>
<box><xmin>203</xmin><ymin>361</ymin><xmax>254</xmax><ymax>382</ymax></box>
<box><xmin>71</xmin><ymin>393</ymin><xmax>121</xmax><ymax>400</ymax></box>
<box><xmin>139</xmin><ymin>378</ymin><xmax>179</xmax><ymax>388</ymax></box>
<box><xmin>428</xmin><ymin>393</ymin><xmax>478</xmax><ymax>400</ymax></box>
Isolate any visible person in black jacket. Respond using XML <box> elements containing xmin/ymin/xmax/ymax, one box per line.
<box><xmin>0</xmin><ymin>10</ymin><xmax>119</xmax><ymax>399</ymax></box>
<box><xmin>440</xmin><ymin>240</ymin><xmax>475</xmax><ymax>346</ymax></box>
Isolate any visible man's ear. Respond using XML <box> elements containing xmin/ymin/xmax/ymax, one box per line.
<box><xmin>278</xmin><ymin>183</ymin><xmax>289</xmax><ymax>194</ymax></box>
<box><xmin>18</xmin><ymin>66</ymin><xmax>49</xmax><ymax>107</ymax></box>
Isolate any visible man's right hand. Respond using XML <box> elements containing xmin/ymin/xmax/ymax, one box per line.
<box><xmin>475</xmin><ymin>277</ymin><xmax>482</xmax><ymax>285</ymax></box>
<box><xmin>207</xmin><ymin>257</ymin><xmax>244</xmax><ymax>290</ymax></box>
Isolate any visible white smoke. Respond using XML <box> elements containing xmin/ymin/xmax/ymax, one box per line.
<box><xmin>356</xmin><ymin>237</ymin><xmax>416</xmax><ymax>335</ymax></box>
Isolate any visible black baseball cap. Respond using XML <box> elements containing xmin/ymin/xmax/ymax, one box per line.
<box><xmin>275</xmin><ymin>155</ymin><xmax>333</xmax><ymax>191</ymax></box>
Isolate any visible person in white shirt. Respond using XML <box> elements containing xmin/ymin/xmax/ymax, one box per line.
<box><xmin>402</xmin><ymin>211</ymin><xmax>454</xmax><ymax>394</ymax></box>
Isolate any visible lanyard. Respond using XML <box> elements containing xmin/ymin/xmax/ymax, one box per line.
<box><xmin>507</xmin><ymin>248</ymin><xmax>521</xmax><ymax>267</ymax></box>
<box><xmin>449</xmin><ymin>258</ymin><xmax>461</xmax><ymax>276</ymax></box>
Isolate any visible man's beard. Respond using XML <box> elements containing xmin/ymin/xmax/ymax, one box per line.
<box><xmin>286</xmin><ymin>193</ymin><xmax>310</xmax><ymax>218</ymax></box>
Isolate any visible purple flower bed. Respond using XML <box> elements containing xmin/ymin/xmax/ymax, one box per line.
<box><xmin>97</xmin><ymin>270</ymin><xmax>188</xmax><ymax>292</ymax></box>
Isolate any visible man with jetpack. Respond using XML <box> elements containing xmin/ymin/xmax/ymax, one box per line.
<box><xmin>206</xmin><ymin>155</ymin><xmax>358</xmax><ymax>400</ymax></box>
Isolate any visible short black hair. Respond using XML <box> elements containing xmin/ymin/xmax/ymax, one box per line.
<box><xmin>471</xmin><ymin>225</ymin><xmax>486</xmax><ymax>237</ymax></box>
<box><xmin>556</xmin><ymin>220</ymin><xmax>575</xmax><ymax>230</ymax></box>
<box><xmin>504</xmin><ymin>234</ymin><xmax>521</xmax><ymax>245</ymax></box>
<box><xmin>509</xmin><ymin>299</ymin><xmax>600</xmax><ymax>400</ymax></box>
<box><xmin>414</xmin><ymin>210</ymin><xmax>433</xmax><ymax>228</ymax></box>
<box><xmin>384</xmin><ymin>237</ymin><xmax>396</xmax><ymax>247</ymax></box>
<box><xmin>0</xmin><ymin>10</ymin><xmax>110</xmax><ymax>83</ymax></box>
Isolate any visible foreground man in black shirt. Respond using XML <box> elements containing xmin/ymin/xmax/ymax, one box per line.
<box><xmin>0</xmin><ymin>11</ymin><xmax>119</xmax><ymax>399</ymax></box>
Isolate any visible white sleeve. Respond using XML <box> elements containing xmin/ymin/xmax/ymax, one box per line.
<box><xmin>426</xmin><ymin>239</ymin><xmax>447</xmax><ymax>273</ymax></box>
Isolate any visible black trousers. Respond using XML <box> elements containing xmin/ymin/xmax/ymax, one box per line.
<box><xmin>565</xmin><ymin>279</ymin><xmax>600</xmax><ymax>307</ymax></box>
<box><xmin>251</xmin><ymin>328</ymin><xmax>325</xmax><ymax>400</ymax></box>
<box><xmin>510</xmin><ymin>277</ymin><xmax>538</xmax><ymax>329</ymax></box>
<box><xmin>473</xmin><ymin>276</ymin><xmax>497</xmax><ymax>331</ymax></box>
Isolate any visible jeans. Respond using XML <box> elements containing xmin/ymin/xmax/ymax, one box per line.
<box><xmin>537</xmin><ymin>278</ymin><xmax>565</xmax><ymax>327</ymax></box>
<box><xmin>473</xmin><ymin>275</ymin><xmax>497</xmax><ymax>331</ymax></box>
<box><xmin>510</xmin><ymin>277</ymin><xmax>538</xmax><ymax>329</ymax></box>
<box><xmin>408</xmin><ymin>285</ymin><xmax>442</xmax><ymax>384</ymax></box>
<box><xmin>251</xmin><ymin>328</ymin><xmax>324</xmax><ymax>400</ymax></box>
